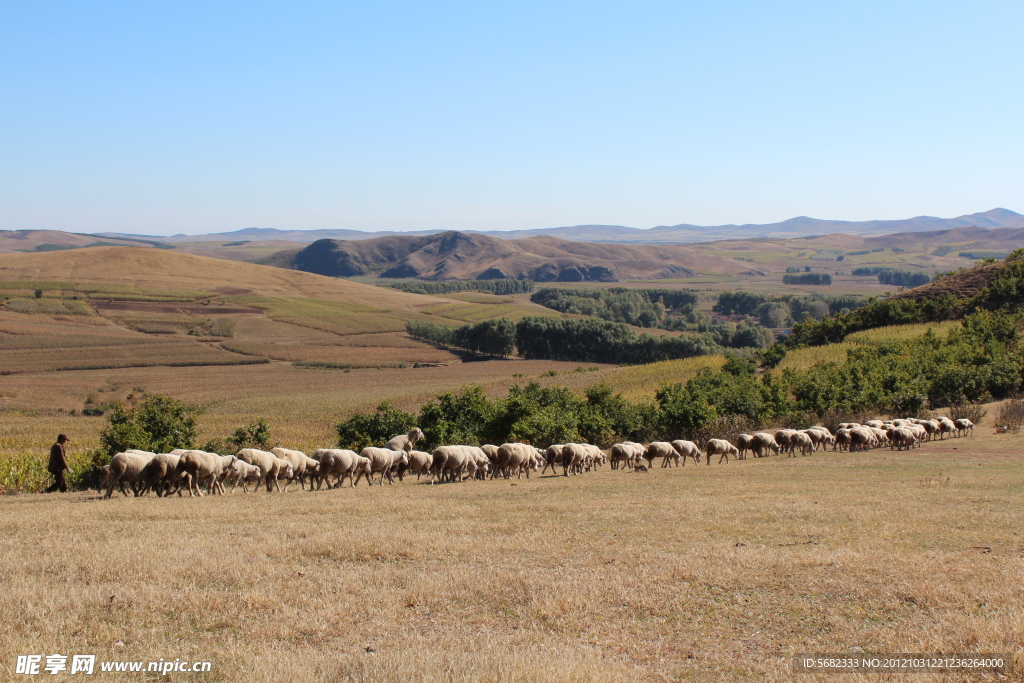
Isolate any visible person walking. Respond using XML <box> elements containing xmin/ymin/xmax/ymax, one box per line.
<box><xmin>45</xmin><ymin>434</ymin><xmax>70</xmax><ymax>493</ymax></box>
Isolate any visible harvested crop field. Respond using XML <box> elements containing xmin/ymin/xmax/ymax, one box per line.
<box><xmin>1</xmin><ymin>432</ymin><xmax>1020</xmax><ymax>681</ymax></box>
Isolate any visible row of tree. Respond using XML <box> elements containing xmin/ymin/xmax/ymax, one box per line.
<box><xmin>782</xmin><ymin>272</ymin><xmax>833</xmax><ymax>285</ymax></box>
<box><xmin>381</xmin><ymin>279</ymin><xmax>534</xmax><ymax>295</ymax></box>
<box><xmin>407</xmin><ymin>316</ymin><xmax>729</xmax><ymax>364</ymax></box>
<box><xmin>529</xmin><ymin>287</ymin><xmax>699</xmax><ymax>328</ymax></box>
<box><xmin>852</xmin><ymin>267</ymin><xmax>933</xmax><ymax>287</ymax></box>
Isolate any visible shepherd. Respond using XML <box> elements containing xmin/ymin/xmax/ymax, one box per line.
<box><xmin>45</xmin><ymin>433</ymin><xmax>70</xmax><ymax>493</ymax></box>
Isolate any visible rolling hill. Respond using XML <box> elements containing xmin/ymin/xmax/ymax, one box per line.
<box><xmin>261</xmin><ymin>231</ymin><xmax>760</xmax><ymax>282</ymax></box>
<box><xmin>0</xmin><ymin>247</ymin><xmax>563</xmax><ymax>374</ymax></box>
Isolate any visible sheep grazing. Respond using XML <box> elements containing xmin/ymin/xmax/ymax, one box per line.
<box><xmin>271</xmin><ymin>447</ymin><xmax>319</xmax><ymax>491</ymax></box>
<box><xmin>789</xmin><ymin>432</ymin><xmax>814</xmax><ymax>457</ymax></box>
<box><xmin>736</xmin><ymin>434</ymin><xmax>754</xmax><ymax>460</ymax></box>
<box><xmin>430</xmin><ymin>445</ymin><xmax>485</xmax><ymax>483</ymax></box>
<box><xmin>889</xmin><ymin>427</ymin><xmax>917</xmax><ymax>451</ymax></box>
<box><xmin>704</xmin><ymin>439</ymin><xmax>738</xmax><ymax>465</ymax></box>
<box><xmin>383</xmin><ymin>427</ymin><xmax>425</xmax><ymax>454</ymax></box>
<box><xmin>359</xmin><ymin>447</ymin><xmax>409</xmax><ymax>485</ymax></box>
<box><xmin>236</xmin><ymin>448</ymin><xmax>290</xmax><ymax>492</ymax></box>
<box><xmin>226</xmin><ymin>460</ymin><xmax>263</xmax><ymax>493</ymax></box>
<box><xmin>643</xmin><ymin>442</ymin><xmax>678</xmax><ymax>468</ymax></box>
<box><xmin>311</xmin><ymin>448</ymin><xmax>367</xmax><ymax>488</ymax></box>
<box><xmin>935</xmin><ymin>417</ymin><xmax>956</xmax><ymax>439</ymax></box>
<box><xmin>803</xmin><ymin>427</ymin><xmax>834</xmax><ymax>452</ymax></box>
<box><xmin>834</xmin><ymin>428</ymin><xmax>852</xmax><ymax>452</ymax></box>
<box><xmin>103</xmin><ymin>450</ymin><xmax>156</xmax><ymax>499</ymax></box>
<box><xmin>138</xmin><ymin>453</ymin><xmax>189</xmax><ymax>497</ymax></box>
<box><xmin>176</xmin><ymin>450</ymin><xmax>238</xmax><ymax>496</ymax></box>
<box><xmin>670</xmin><ymin>440</ymin><xmax>703</xmax><ymax>465</ymax></box>
<box><xmin>405</xmin><ymin>450</ymin><xmax>434</xmax><ymax>480</ymax></box>
<box><xmin>955</xmin><ymin>418</ymin><xmax>975</xmax><ymax>437</ymax></box>
<box><xmin>610</xmin><ymin>442</ymin><xmax>644</xmax><ymax>470</ymax></box>
<box><xmin>774</xmin><ymin>429</ymin><xmax>798</xmax><ymax>455</ymax></box>
<box><xmin>560</xmin><ymin>444</ymin><xmax>589</xmax><ymax>476</ymax></box>
<box><xmin>496</xmin><ymin>443</ymin><xmax>537</xmax><ymax>479</ymax></box>
<box><xmin>541</xmin><ymin>444</ymin><xmax>564</xmax><ymax>475</ymax></box>
<box><xmin>749</xmin><ymin>433</ymin><xmax>779</xmax><ymax>458</ymax></box>
<box><xmin>849</xmin><ymin>427</ymin><xmax>875</xmax><ymax>452</ymax></box>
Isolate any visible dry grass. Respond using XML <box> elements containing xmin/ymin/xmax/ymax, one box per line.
<box><xmin>846</xmin><ymin>321</ymin><xmax>962</xmax><ymax>344</ymax></box>
<box><xmin>778</xmin><ymin>343</ymin><xmax>857</xmax><ymax>372</ymax></box>
<box><xmin>220</xmin><ymin>341</ymin><xmax>456</xmax><ymax>367</ymax></box>
<box><xmin>1</xmin><ymin>433</ymin><xmax>1021</xmax><ymax>681</ymax></box>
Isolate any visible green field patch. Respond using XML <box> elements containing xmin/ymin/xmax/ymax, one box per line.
<box><xmin>2</xmin><ymin>298</ymin><xmax>91</xmax><ymax>316</ymax></box>
<box><xmin>442</xmin><ymin>292</ymin><xmax>515</xmax><ymax>304</ymax></box>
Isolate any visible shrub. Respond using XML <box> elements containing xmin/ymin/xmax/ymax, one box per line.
<box><xmin>948</xmin><ymin>402</ymin><xmax>987</xmax><ymax>426</ymax></box>
<box><xmin>996</xmin><ymin>399</ymin><xmax>1024</xmax><ymax>432</ymax></box>
<box><xmin>230</xmin><ymin>417</ymin><xmax>273</xmax><ymax>450</ymax></box>
<box><xmin>336</xmin><ymin>401</ymin><xmax>417</xmax><ymax>451</ymax></box>
<box><xmin>99</xmin><ymin>394</ymin><xmax>202</xmax><ymax>456</ymax></box>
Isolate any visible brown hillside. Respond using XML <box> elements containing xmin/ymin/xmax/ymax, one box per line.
<box><xmin>264</xmin><ymin>231</ymin><xmax>758</xmax><ymax>282</ymax></box>
<box><xmin>889</xmin><ymin>261</ymin><xmax>1004</xmax><ymax>302</ymax></box>
<box><xmin>0</xmin><ymin>230</ymin><xmax>159</xmax><ymax>254</ymax></box>
<box><xmin>0</xmin><ymin>247</ymin><xmax>451</xmax><ymax>311</ymax></box>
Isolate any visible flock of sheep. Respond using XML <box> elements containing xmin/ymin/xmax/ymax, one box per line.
<box><xmin>98</xmin><ymin>416</ymin><xmax>976</xmax><ymax>499</ymax></box>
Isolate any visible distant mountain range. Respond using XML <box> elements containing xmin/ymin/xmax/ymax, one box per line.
<box><xmin>93</xmin><ymin>208</ymin><xmax>1024</xmax><ymax>245</ymax></box>
<box><xmin>261</xmin><ymin>231</ymin><xmax>763</xmax><ymax>282</ymax></box>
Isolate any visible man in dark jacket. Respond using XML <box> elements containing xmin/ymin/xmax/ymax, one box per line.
<box><xmin>45</xmin><ymin>434</ymin><xmax>70</xmax><ymax>493</ymax></box>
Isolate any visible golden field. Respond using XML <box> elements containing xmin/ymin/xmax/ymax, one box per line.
<box><xmin>1</xmin><ymin>426</ymin><xmax>1021</xmax><ymax>681</ymax></box>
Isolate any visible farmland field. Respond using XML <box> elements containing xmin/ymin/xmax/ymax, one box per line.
<box><xmin>1</xmin><ymin>423</ymin><xmax>1020</xmax><ymax>681</ymax></box>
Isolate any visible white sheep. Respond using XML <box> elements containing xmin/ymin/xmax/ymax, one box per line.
<box><xmin>405</xmin><ymin>450</ymin><xmax>434</xmax><ymax>481</ymax></box>
<box><xmin>384</xmin><ymin>427</ymin><xmax>425</xmax><ymax>453</ymax></box>
<box><xmin>359</xmin><ymin>447</ymin><xmax>409</xmax><ymax>485</ymax></box>
<box><xmin>226</xmin><ymin>460</ymin><xmax>263</xmax><ymax>493</ymax></box>
<box><xmin>236</xmin><ymin>448</ymin><xmax>290</xmax><ymax>492</ymax></box>
<box><xmin>610</xmin><ymin>442</ymin><xmax>644</xmax><ymax>470</ymax></box>
<box><xmin>703</xmin><ymin>439</ymin><xmax>738</xmax><ymax>465</ymax></box>
<box><xmin>430</xmin><ymin>445</ymin><xmax>483</xmax><ymax>483</ymax></box>
<box><xmin>176</xmin><ymin>450</ymin><xmax>238</xmax><ymax>496</ymax></box>
<box><xmin>103</xmin><ymin>450</ymin><xmax>156</xmax><ymax>499</ymax></box>
<box><xmin>138</xmin><ymin>453</ymin><xmax>189</xmax><ymax>497</ymax></box>
<box><xmin>311</xmin><ymin>448</ymin><xmax>369</xmax><ymax>488</ymax></box>
<box><xmin>271</xmin><ymin>447</ymin><xmax>318</xmax><ymax>491</ymax></box>
<box><xmin>671</xmin><ymin>439</ymin><xmax>703</xmax><ymax>464</ymax></box>
<box><xmin>644</xmin><ymin>442</ymin><xmax>678</xmax><ymax>468</ymax></box>
<box><xmin>955</xmin><ymin>418</ymin><xmax>975</xmax><ymax>437</ymax></box>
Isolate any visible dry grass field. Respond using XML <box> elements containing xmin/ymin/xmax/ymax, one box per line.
<box><xmin>1</xmin><ymin>426</ymin><xmax>1020</xmax><ymax>682</ymax></box>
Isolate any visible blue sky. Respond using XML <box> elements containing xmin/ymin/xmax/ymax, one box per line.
<box><xmin>2</xmin><ymin>1</ymin><xmax>1022</xmax><ymax>236</ymax></box>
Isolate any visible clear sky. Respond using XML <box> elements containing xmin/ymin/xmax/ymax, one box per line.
<box><xmin>2</xmin><ymin>1</ymin><xmax>1022</xmax><ymax>236</ymax></box>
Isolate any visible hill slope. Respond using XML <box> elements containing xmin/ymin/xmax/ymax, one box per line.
<box><xmin>262</xmin><ymin>231</ymin><xmax>758</xmax><ymax>281</ymax></box>
<box><xmin>0</xmin><ymin>246</ymin><xmax>447</xmax><ymax>309</ymax></box>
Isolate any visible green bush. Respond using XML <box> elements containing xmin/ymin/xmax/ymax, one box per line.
<box><xmin>99</xmin><ymin>394</ymin><xmax>202</xmax><ymax>456</ymax></box>
<box><xmin>336</xmin><ymin>401</ymin><xmax>417</xmax><ymax>451</ymax></box>
<box><xmin>229</xmin><ymin>417</ymin><xmax>273</xmax><ymax>450</ymax></box>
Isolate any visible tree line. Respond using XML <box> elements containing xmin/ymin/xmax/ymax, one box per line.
<box><xmin>851</xmin><ymin>267</ymin><xmax>933</xmax><ymax>287</ymax></box>
<box><xmin>529</xmin><ymin>287</ymin><xmax>699</xmax><ymax>328</ymax></box>
<box><xmin>381</xmin><ymin>279</ymin><xmax>534</xmax><ymax>295</ymax></box>
<box><xmin>407</xmin><ymin>316</ymin><xmax>724</xmax><ymax>364</ymax></box>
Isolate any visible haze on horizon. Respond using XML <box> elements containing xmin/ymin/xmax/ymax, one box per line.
<box><xmin>2</xmin><ymin>1</ymin><xmax>1022</xmax><ymax>237</ymax></box>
